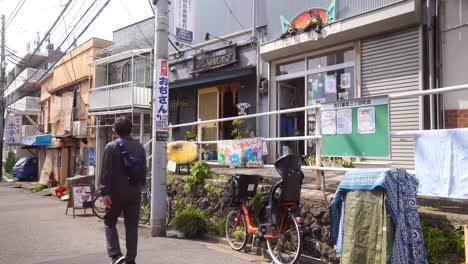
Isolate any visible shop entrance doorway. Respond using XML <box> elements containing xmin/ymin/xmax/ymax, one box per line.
<box><xmin>277</xmin><ymin>77</ymin><xmax>305</xmax><ymax>157</ymax></box>
<box><xmin>198</xmin><ymin>87</ymin><xmax>220</xmax><ymax>143</ymax></box>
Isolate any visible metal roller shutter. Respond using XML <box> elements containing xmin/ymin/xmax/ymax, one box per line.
<box><xmin>361</xmin><ymin>28</ymin><xmax>421</xmax><ymax>169</ymax></box>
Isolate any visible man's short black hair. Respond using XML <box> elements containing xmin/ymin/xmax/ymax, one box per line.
<box><xmin>113</xmin><ymin>116</ymin><xmax>132</xmax><ymax>137</ymax></box>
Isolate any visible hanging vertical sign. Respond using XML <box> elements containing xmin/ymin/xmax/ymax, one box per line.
<box><xmin>155</xmin><ymin>59</ymin><xmax>169</xmax><ymax>141</ymax></box>
<box><xmin>5</xmin><ymin>115</ymin><xmax>22</xmax><ymax>145</ymax></box>
<box><xmin>174</xmin><ymin>0</ymin><xmax>194</xmax><ymax>44</ymax></box>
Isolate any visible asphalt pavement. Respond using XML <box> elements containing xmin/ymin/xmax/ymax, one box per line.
<box><xmin>0</xmin><ymin>183</ymin><xmax>267</xmax><ymax>264</ymax></box>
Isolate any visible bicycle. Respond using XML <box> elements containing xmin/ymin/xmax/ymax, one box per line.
<box><xmin>92</xmin><ymin>191</ymin><xmax>106</xmax><ymax>219</ymax></box>
<box><xmin>225</xmin><ymin>155</ymin><xmax>305</xmax><ymax>264</ymax></box>
<box><xmin>92</xmin><ymin>177</ymin><xmax>173</xmax><ymax>227</ymax></box>
<box><xmin>139</xmin><ymin>177</ymin><xmax>174</xmax><ymax>227</ymax></box>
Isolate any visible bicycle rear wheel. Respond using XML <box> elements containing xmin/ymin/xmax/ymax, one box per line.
<box><xmin>93</xmin><ymin>193</ymin><xmax>106</xmax><ymax>220</ymax></box>
<box><xmin>225</xmin><ymin>210</ymin><xmax>248</xmax><ymax>251</ymax></box>
<box><xmin>266</xmin><ymin>211</ymin><xmax>302</xmax><ymax>264</ymax></box>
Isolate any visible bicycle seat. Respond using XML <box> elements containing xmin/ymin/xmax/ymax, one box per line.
<box><xmin>274</xmin><ymin>155</ymin><xmax>303</xmax><ymax>178</ymax></box>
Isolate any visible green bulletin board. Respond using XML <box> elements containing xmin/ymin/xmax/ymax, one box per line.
<box><xmin>321</xmin><ymin>96</ymin><xmax>390</xmax><ymax>158</ymax></box>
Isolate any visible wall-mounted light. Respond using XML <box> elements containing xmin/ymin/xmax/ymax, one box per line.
<box><xmin>204</xmin><ymin>32</ymin><xmax>232</xmax><ymax>45</ymax></box>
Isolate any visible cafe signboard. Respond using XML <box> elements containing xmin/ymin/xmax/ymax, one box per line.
<box><xmin>192</xmin><ymin>45</ymin><xmax>237</xmax><ymax>73</ymax></box>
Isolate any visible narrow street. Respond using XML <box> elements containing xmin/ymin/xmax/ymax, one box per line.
<box><xmin>0</xmin><ymin>183</ymin><xmax>266</xmax><ymax>264</ymax></box>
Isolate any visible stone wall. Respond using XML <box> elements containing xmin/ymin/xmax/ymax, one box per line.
<box><xmin>167</xmin><ymin>175</ymin><xmax>339</xmax><ymax>263</ymax></box>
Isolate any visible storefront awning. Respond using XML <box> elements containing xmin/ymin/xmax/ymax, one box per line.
<box><xmin>170</xmin><ymin>67</ymin><xmax>255</xmax><ymax>89</ymax></box>
<box><xmin>21</xmin><ymin>134</ymin><xmax>52</xmax><ymax>146</ymax></box>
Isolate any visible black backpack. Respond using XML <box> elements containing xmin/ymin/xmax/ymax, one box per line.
<box><xmin>115</xmin><ymin>138</ymin><xmax>146</xmax><ymax>185</ymax></box>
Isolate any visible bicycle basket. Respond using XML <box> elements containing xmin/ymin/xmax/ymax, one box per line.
<box><xmin>225</xmin><ymin>174</ymin><xmax>260</xmax><ymax>206</ymax></box>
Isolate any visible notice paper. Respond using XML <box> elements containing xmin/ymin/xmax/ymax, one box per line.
<box><xmin>358</xmin><ymin>107</ymin><xmax>376</xmax><ymax>134</ymax></box>
<box><xmin>337</xmin><ymin>109</ymin><xmax>352</xmax><ymax>134</ymax></box>
<box><xmin>321</xmin><ymin>110</ymin><xmax>337</xmax><ymax>135</ymax></box>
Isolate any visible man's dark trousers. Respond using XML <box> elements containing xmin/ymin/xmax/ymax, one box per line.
<box><xmin>104</xmin><ymin>192</ymin><xmax>141</xmax><ymax>262</ymax></box>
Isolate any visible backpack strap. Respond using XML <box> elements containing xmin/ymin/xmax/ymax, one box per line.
<box><xmin>115</xmin><ymin>138</ymin><xmax>129</xmax><ymax>156</ymax></box>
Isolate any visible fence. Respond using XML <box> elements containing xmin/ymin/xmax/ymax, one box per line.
<box><xmin>159</xmin><ymin>83</ymin><xmax>468</xmax><ymax>190</ymax></box>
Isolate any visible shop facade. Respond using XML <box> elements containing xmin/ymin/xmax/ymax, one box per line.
<box><xmin>168</xmin><ymin>30</ymin><xmax>258</xmax><ymax>147</ymax></box>
<box><xmin>260</xmin><ymin>0</ymin><xmax>424</xmax><ymax>169</ymax></box>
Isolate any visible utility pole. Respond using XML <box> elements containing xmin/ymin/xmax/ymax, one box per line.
<box><xmin>151</xmin><ymin>0</ymin><xmax>169</xmax><ymax>237</ymax></box>
<box><xmin>0</xmin><ymin>15</ymin><xmax>6</xmax><ymax>181</ymax></box>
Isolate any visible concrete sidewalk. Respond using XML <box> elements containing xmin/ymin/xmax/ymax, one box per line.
<box><xmin>0</xmin><ymin>183</ymin><xmax>268</xmax><ymax>264</ymax></box>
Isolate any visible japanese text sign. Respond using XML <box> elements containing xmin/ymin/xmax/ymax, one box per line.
<box><xmin>5</xmin><ymin>115</ymin><xmax>22</xmax><ymax>145</ymax></box>
<box><xmin>174</xmin><ymin>0</ymin><xmax>194</xmax><ymax>44</ymax></box>
<box><xmin>155</xmin><ymin>59</ymin><xmax>169</xmax><ymax>141</ymax></box>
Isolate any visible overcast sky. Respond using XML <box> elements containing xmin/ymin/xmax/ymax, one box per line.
<box><xmin>0</xmin><ymin>0</ymin><xmax>154</xmax><ymax>70</ymax></box>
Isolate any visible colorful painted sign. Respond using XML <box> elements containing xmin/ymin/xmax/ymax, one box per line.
<box><xmin>280</xmin><ymin>0</ymin><xmax>337</xmax><ymax>33</ymax></box>
<box><xmin>5</xmin><ymin>115</ymin><xmax>22</xmax><ymax>145</ymax></box>
<box><xmin>155</xmin><ymin>59</ymin><xmax>169</xmax><ymax>141</ymax></box>
<box><xmin>217</xmin><ymin>138</ymin><xmax>263</xmax><ymax>168</ymax></box>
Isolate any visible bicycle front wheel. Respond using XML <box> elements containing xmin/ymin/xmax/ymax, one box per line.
<box><xmin>266</xmin><ymin>211</ymin><xmax>302</xmax><ymax>264</ymax></box>
<box><xmin>225</xmin><ymin>210</ymin><xmax>248</xmax><ymax>251</ymax></box>
<box><xmin>92</xmin><ymin>194</ymin><xmax>106</xmax><ymax>220</ymax></box>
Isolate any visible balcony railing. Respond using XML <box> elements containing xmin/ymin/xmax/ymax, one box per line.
<box><xmin>5</xmin><ymin>68</ymin><xmax>47</xmax><ymax>96</ymax></box>
<box><xmin>88</xmin><ymin>82</ymin><xmax>151</xmax><ymax>113</ymax></box>
<box><xmin>9</xmin><ymin>96</ymin><xmax>41</xmax><ymax>113</ymax></box>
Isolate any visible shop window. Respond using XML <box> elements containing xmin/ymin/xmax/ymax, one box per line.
<box><xmin>276</xmin><ymin>59</ymin><xmax>304</xmax><ymax>76</ymax></box>
<box><xmin>307</xmin><ymin>49</ymin><xmax>354</xmax><ymax>70</ymax></box>
<box><xmin>307</xmin><ymin>67</ymin><xmax>354</xmax><ymax>105</ymax></box>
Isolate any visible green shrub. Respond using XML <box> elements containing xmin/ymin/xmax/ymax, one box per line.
<box><xmin>32</xmin><ymin>184</ymin><xmax>47</xmax><ymax>193</ymax></box>
<box><xmin>173</xmin><ymin>209</ymin><xmax>208</xmax><ymax>238</ymax></box>
<box><xmin>184</xmin><ymin>161</ymin><xmax>212</xmax><ymax>192</ymax></box>
<box><xmin>208</xmin><ymin>217</ymin><xmax>226</xmax><ymax>236</ymax></box>
<box><xmin>4</xmin><ymin>151</ymin><xmax>17</xmax><ymax>174</ymax></box>
<box><xmin>250</xmin><ymin>190</ymin><xmax>263</xmax><ymax>211</ymax></box>
<box><xmin>422</xmin><ymin>222</ymin><xmax>465</xmax><ymax>264</ymax></box>
<box><xmin>204</xmin><ymin>183</ymin><xmax>223</xmax><ymax>201</ymax></box>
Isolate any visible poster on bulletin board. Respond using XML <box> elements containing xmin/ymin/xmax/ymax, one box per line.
<box><xmin>321</xmin><ymin>96</ymin><xmax>390</xmax><ymax>158</ymax></box>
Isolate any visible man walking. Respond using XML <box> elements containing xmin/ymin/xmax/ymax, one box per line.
<box><xmin>101</xmin><ymin>116</ymin><xmax>146</xmax><ymax>264</ymax></box>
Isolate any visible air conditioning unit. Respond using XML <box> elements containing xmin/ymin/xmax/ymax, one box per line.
<box><xmin>73</xmin><ymin>121</ymin><xmax>87</xmax><ymax>138</ymax></box>
<box><xmin>22</xmin><ymin>125</ymin><xmax>38</xmax><ymax>137</ymax></box>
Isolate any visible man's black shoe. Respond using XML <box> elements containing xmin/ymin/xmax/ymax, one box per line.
<box><xmin>111</xmin><ymin>255</ymin><xmax>126</xmax><ymax>264</ymax></box>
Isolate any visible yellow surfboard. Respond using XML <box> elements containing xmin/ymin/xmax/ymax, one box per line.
<box><xmin>167</xmin><ymin>141</ymin><xmax>198</xmax><ymax>164</ymax></box>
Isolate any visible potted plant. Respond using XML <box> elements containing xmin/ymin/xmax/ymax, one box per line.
<box><xmin>202</xmin><ymin>149</ymin><xmax>209</xmax><ymax>160</ymax></box>
<box><xmin>185</xmin><ymin>130</ymin><xmax>197</xmax><ymax>141</ymax></box>
<box><xmin>322</xmin><ymin>157</ymin><xmax>331</xmax><ymax>167</ymax></box>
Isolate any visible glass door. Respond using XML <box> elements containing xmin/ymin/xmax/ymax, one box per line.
<box><xmin>277</xmin><ymin>78</ymin><xmax>305</xmax><ymax>157</ymax></box>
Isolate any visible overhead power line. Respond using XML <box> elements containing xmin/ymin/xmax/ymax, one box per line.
<box><xmin>5</xmin><ymin>0</ymin><xmax>27</xmax><ymax>29</ymax></box>
<box><xmin>147</xmin><ymin>0</ymin><xmax>155</xmax><ymax>15</ymax></box>
<box><xmin>25</xmin><ymin>0</ymin><xmax>113</xmax><ymax>90</ymax></box>
<box><xmin>223</xmin><ymin>0</ymin><xmax>246</xmax><ymax>31</ymax></box>
<box><xmin>23</xmin><ymin>0</ymin><xmax>74</xmax><ymax>67</ymax></box>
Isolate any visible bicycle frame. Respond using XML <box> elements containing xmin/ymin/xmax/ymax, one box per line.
<box><xmin>234</xmin><ymin>200</ymin><xmax>299</xmax><ymax>240</ymax></box>
<box><xmin>237</xmin><ymin>202</ymin><xmax>258</xmax><ymax>235</ymax></box>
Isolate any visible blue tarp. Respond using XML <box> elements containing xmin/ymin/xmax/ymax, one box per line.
<box><xmin>20</xmin><ymin>134</ymin><xmax>52</xmax><ymax>146</ymax></box>
<box><xmin>415</xmin><ymin>128</ymin><xmax>468</xmax><ymax>199</ymax></box>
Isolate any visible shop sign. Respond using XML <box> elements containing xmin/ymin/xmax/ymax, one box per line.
<box><xmin>280</xmin><ymin>0</ymin><xmax>337</xmax><ymax>33</ymax></box>
<box><xmin>217</xmin><ymin>138</ymin><xmax>263</xmax><ymax>168</ymax></box>
<box><xmin>173</xmin><ymin>0</ymin><xmax>194</xmax><ymax>44</ymax></box>
<box><xmin>192</xmin><ymin>45</ymin><xmax>237</xmax><ymax>73</ymax></box>
<box><xmin>5</xmin><ymin>115</ymin><xmax>22</xmax><ymax>145</ymax></box>
<box><xmin>155</xmin><ymin>59</ymin><xmax>169</xmax><ymax>141</ymax></box>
